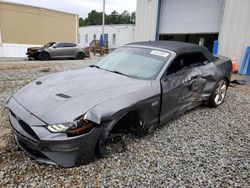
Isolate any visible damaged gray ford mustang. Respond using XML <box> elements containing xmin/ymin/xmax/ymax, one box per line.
<box><xmin>7</xmin><ymin>41</ymin><xmax>232</xmax><ymax>167</ymax></box>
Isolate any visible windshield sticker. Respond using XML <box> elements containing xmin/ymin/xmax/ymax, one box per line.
<box><xmin>150</xmin><ymin>50</ymin><xmax>169</xmax><ymax>57</ymax></box>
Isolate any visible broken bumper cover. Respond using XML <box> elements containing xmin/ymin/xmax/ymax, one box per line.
<box><xmin>26</xmin><ymin>51</ymin><xmax>39</xmax><ymax>58</ymax></box>
<box><xmin>8</xmin><ymin>98</ymin><xmax>102</xmax><ymax>167</ymax></box>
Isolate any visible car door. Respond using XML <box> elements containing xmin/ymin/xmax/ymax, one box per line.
<box><xmin>63</xmin><ymin>43</ymin><xmax>77</xmax><ymax>57</ymax></box>
<box><xmin>160</xmin><ymin>53</ymin><xmax>208</xmax><ymax>124</ymax></box>
<box><xmin>49</xmin><ymin>43</ymin><xmax>65</xmax><ymax>58</ymax></box>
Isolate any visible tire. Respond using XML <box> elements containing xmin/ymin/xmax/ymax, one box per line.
<box><xmin>208</xmin><ymin>78</ymin><xmax>228</xmax><ymax>107</ymax></box>
<box><xmin>39</xmin><ymin>52</ymin><xmax>50</xmax><ymax>61</ymax></box>
<box><xmin>75</xmin><ymin>52</ymin><xmax>85</xmax><ymax>60</ymax></box>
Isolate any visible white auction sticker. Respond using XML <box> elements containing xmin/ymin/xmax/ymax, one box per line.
<box><xmin>150</xmin><ymin>50</ymin><xmax>169</xmax><ymax>57</ymax></box>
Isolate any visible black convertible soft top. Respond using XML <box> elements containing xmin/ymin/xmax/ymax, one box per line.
<box><xmin>127</xmin><ymin>41</ymin><xmax>216</xmax><ymax>62</ymax></box>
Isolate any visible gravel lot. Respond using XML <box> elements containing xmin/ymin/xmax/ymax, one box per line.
<box><xmin>0</xmin><ymin>58</ymin><xmax>249</xmax><ymax>187</ymax></box>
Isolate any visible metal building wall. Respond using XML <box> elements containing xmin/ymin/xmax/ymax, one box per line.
<box><xmin>218</xmin><ymin>0</ymin><xmax>250</xmax><ymax>68</ymax></box>
<box><xmin>135</xmin><ymin>0</ymin><xmax>159</xmax><ymax>41</ymax></box>
<box><xmin>0</xmin><ymin>2</ymin><xmax>78</xmax><ymax>57</ymax></box>
<box><xmin>0</xmin><ymin>2</ymin><xmax>78</xmax><ymax>44</ymax></box>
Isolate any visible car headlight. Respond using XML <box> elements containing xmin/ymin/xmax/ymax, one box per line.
<box><xmin>46</xmin><ymin>115</ymin><xmax>94</xmax><ymax>136</ymax></box>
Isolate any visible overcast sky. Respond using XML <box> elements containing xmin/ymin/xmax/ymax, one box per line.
<box><xmin>3</xmin><ymin>0</ymin><xmax>136</xmax><ymax>18</ymax></box>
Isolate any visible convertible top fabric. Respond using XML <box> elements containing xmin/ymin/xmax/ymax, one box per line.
<box><xmin>127</xmin><ymin>41</ymin><xmax>215</xmax><ymax>62</ymax></box>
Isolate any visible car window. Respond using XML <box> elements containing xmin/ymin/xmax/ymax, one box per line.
<box><xmin>64</xmin><ymin>43</ymin><xmax>77</xmax><ymax>47</ymax></box>
<box><xmin>56</xmin><ymin>43</ymin><xmax>76</xmax><ymax>48</ymax></box>
<box><xmin>166</xmin><ymin>53</ymin><xmax>208</xmax><ymax>75</ymax></box>
<box><xmin>96</xmin><ymin>47</ymin><xmax>170</xmax><ymax>80</ymax></box>
<box><xmin>56</xmin><ymin>43</ymin><xmax>64</xmax><ymax>48</ymax></box>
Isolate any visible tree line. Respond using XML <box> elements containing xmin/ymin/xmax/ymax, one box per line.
<box><xmin>79</xmin><ymin>10</ymin><xmax>135</xmax><ymax>26</ymax></box>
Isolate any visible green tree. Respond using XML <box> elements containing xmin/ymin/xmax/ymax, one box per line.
<box><xmin>79</xmin><ymin>17</ymin><xmax>86</xmax><ymax>26</ymax></box>
<box><xmin>87</xmin><ymin>10</ymin><xmax>102</xmax><ymax>25</ymax></box>
<box><xmin>130</xmin><ymin>11</ymin><xmax>135</xmax><ymax>24</ymax></box>
<box><xmin>79</xmin><ymin>10</ymin><xmax>136</xmax><ymax>26</ymax></box>
<box><xmin>108</xmin><ymin>10</ymin><xmax>119</xmax><ymax>24</ymax></box>
<box><xmin>120</xmin><ymin>10</ymin><xmax>130</xmax><ymax>24</ymax></box>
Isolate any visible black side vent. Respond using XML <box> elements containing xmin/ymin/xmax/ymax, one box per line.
<box><xmin>56</xmin><ymin>93</ymin><xmax>71</xmax><ymax>98</ymax></box>
<box><xmin>18</xmin><ymin>119</ymin><xmax>39</xmax><ymax>140</ymax></box>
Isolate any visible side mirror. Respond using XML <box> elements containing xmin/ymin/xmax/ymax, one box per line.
<box><xmin>53</xmin><ymin>45</ymin><xmax>57</xmax><ymax>48</ymax></box>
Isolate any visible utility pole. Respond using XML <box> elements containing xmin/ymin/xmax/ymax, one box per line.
<box><xmin>102</xmin><ymin>0</ymin><xmax>105</xmax><ymax>44</ymax></box>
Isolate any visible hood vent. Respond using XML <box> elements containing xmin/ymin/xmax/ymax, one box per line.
<box><xmin>56</xmin><ymin>93</ymin><xmax>71</xmax><ymax>98</ymax></box>
<box><xmin>36</xmin><ymin>81</ymin><xmax>42</xmax><ymax>85</ymax></box>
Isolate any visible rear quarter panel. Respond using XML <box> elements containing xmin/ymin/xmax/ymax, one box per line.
<box><xmin>214</xmin><ymin>55</ymin><xmax>232</xmax><ymax>83</ymax></box>
<box><xmin>198</xmin><ymin>55</ymin><xmax>232</xmax><ymax>97</ymax></box>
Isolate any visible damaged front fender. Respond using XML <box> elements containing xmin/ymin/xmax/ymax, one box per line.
<box><xmin>83</xmin><ymin>81</ymin><xmax>161</xmax><ymax>148</ymax></box>
<box><xmin>84</xmin><ymin>80</ymin><xmax>161</xmax><ymax>128</ymax></box>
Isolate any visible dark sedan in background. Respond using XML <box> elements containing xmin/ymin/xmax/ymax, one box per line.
<box><xmin>8</xmin><ymin>41</ymin><xmax>232</xmax><ymax>167</ymax></box>
<box><xmin>27</xmin><ymin>42</ymin><xmax>89</xmax><ymax>60</ymax></box>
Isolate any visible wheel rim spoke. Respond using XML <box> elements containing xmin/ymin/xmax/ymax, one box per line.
<box><xmin>221</xmin><ymin>84</ymin><xmax>226</xmax><ymax>90</ymax></box>
<box><xmin>215</xmin><ymin>88</ymin><xmax>220</xmax><ymax>95</ymax></box>
<box><xmin>214</xmin><ymin>80</ymin><xmax>227</xmax><ymax>105</ymax></box>
<box><xmin>215</xmin><ymin>94</ymin><xmax>220</xmax><ymax>104</ymax></box>
<box><xmin>218</xmin><ymin>81</ymin><xmax>223</xmax><ymax>88</ymax></box>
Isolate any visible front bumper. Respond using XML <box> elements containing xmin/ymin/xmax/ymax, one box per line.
<box><xmin>8</xmin><ymin>97</ymin><xmax>102</xmax><ymax>167</ymax></box>
<box><xmin>26</xmin><ymin>51</ymin><xmax>39</xmax><ymax>58</ymax></box>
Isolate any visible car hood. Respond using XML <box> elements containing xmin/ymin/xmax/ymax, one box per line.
<box><xmin>27</xmin><ymin>46</ymin><xmax>46</xmax><ymax>51</ymax></box>
<box><xmin>13</xmin><ymin>67</ymin><xmax>151</xmax><ymax>124</ymax></box>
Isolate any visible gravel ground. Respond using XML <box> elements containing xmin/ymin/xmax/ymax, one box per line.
<box><xmin>0</xmin><ymin>58</ymin><xmax>249</xmax><ymax>187</ymax></box>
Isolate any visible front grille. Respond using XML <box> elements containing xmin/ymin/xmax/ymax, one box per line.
<box><xmin>10</xmin><ymin>110</ymin><xmax>39</xmax><ymax>140</ymax></box>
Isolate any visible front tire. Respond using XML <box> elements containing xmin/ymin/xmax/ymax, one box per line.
<box><xmin>39</xmin><ymin>52</ymin><xmax>50</xmax><ymax>61</ymax></box>
<box><xmin>208</xmin><ymin>79</ymin><xmax>228</xmax><ymax>107</ymax></box>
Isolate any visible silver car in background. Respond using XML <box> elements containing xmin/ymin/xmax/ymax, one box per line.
<box><xmin>27</xmin><ymin>42</ymin><xmax>89</xmax><ymax>60</ymax></box>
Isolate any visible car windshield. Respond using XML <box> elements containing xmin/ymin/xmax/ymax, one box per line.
<box><xmin>95</xmin><ymin>47</ymin><xmax>170</xmax><ymax>80</ymax></box>
<box><xmin>44</xmin><ymin>42</ymin><xmax>56</xmax><ymax>47</ymax></box>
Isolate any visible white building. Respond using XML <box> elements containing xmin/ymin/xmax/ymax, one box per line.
<box><xmin>79</xmin><ymin>24</ymin><xmax>135</xmax><ymax>49</ymax></box>
<box><xmin>135</xmin><ymin>0</ymin><xmax>250</xmax><ymax>69</ymax></box>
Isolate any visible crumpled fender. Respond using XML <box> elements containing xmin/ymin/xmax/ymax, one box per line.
<box><xmin>84</xmin><ymin>90</ymin><xmax>157</xmax><ymax>147</ymax></box>
<box><xmin>84</xmin><ymin>80</ymin><xmax>160</xmax><ymax>126</ymax></box>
